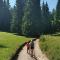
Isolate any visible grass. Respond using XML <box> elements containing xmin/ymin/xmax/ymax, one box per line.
<box><xmin>0</xmin><ymin>32</ymin><xmax>31</xmax><ymax>60</ymax></box>
<box><xmin>40</xmin><ymin>34</ymin><xmax>60</xmax><ymax>60</ymax></box>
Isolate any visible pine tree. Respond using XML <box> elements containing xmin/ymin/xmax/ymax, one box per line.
<box><xmin>7</xmin><ymin>0</ymin><xmax>9</xmax><ymax>7</ymax></box>
<box><xmin>56</xmin><ymin>0</ymin><xmax>60</xmax><ymax>31</ymax></box>
<box><xmin>22</xmin><ymin>0</ymin><xmax>42</xmax><ymax>36</ymax></box>
<box><xmin>31</xmin><ymin>0</ymin><xmax>42</xmax><ymax>36</ymax></box>
<box><xmin>42</xmin><ymin>1</ymin><xmax>50</xmax><ymax>33</ymax></box>
<box><xmin>0</xmin><ymin>0</ymin><xmax>4</xmax><ymax>30</ymax></box>
<box><xmin>3</xmin><ymin>0</ymin><xmax>11</xmax><ymax>32</ymax></box>
<box><xmin>50</xmin><ymin>9</ymin><xmax>56</xmax><ymax>33</ymax></box>
<box><xmin>22</xmin><ymin>0</ymin><xmax>32</xmax><ymax>36</ymax></box>
<box><xmin>56</xmin><ymin>0</ymin><xmax>60</xmax><ymax>20</ymax></box>
<box><xmin>10</xmin><ymin>6</ymin><xmax>17</xmax><ymax>33</ymax></box>
<box><xmin>45</xmin><ymin>2</ymin><xmax>50</xmax><ymax>32</ymax></box>
<box><xmin>16</xmin><ymin>0</ymin><xmax>25</xmax><ymax>34</ymax></box>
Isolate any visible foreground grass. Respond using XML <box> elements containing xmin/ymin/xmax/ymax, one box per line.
<box><xmin>40</xmin><ymin>35</ymin><xmax>60</xmax><ymax>60</ymax></box>
<box><xmin>0</xmin><ymin>32</ymin><xmax>31</xmax><ymax>60</ymax></box>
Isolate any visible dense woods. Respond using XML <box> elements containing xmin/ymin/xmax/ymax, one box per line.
<box><xmin>0</xmin><ymin>0</ymin><xmax>11</xmax><ymax>32</ymax></box>
<box><xmin>0</xmin><ymin>0</ymin><xmax>60</xmax><ymax>37</ymax></box>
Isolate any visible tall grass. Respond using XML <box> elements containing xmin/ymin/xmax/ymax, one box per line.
<box><xmin>40</xmin><ymin>35</ymin><xmax>60</xmax><ymax>60</ymax></box>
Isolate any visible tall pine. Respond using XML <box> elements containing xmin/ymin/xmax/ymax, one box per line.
<box><xmin>56</xmin><ymin>0</ymin><xmax>60</xmax><ymax>31</ymax></box>
<box><xmin>22</xmin><ymin>0</ymin><xmax>42</xmax><ymax>36</ymax></box>
<box><xmin>22</xmin><ymin>0</ymin><xmax>32</xmax><ymax>36</ymax></box>
<box><xmin>31</xmin><ymin>0</ymin><xmax>42</xmax><ymax>36</ymax></box>
<box><xmin>16</xmin><ymin>0</ymin><xmax>25</xmax><ymax>34</ymax></box>
<box><xmin>3</xmin><ymin>0</ymin><xmax>11</xmax><ymax>32</ymax></box>
<box><xmin>42</xmin><ymin>1</ymin><xmax>50</xmax><ymax>33</ymax></box>
<box><xmin>10</xmin><ymin>6</ymin><xmax>17</xmax><ymax>33</ymax></box>
<box><xmin>0</xmin><ymin>0</ymin><xmax>4</xmax><ymax>30</ymax></box>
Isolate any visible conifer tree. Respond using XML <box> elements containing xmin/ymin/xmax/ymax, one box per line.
<box><xmin>22</xmin><ymin>0</ymin><xmax>32</xmax><ymax>36</ymax></box>
<box><xmin>56</xmin><ymin>0</ymin><xmax>60</xmax><ymax>20</ymax></box>
<box><xmin>56</xmin><ymin>0</ymin><xmax>60</xmax><ymax>31</ymax></box>
<box><xmin>16</xmin><ymin>0</ymin><xmax>25</xmax><ymax>34</ymax></box>
<box><xmin>3</xmin><ymin>0</ymin><xmax>11</xmax><ymax>31</ymax></box>
<box><xmin>22</xmin><ymin>0</ymin><xmax>42</xmax><ymax>36</ymax></box>
<box><xmin>0</xmin><ymin>0</ymin><xmax>4</xmax><ymax>30</ymax></box>
<box><xmin>42</xmin><ymin>1</ymin><xmax>50</xmax><ymax>33</ymax></box>
<box><xmin>10</xmin><ymin>6</ymin><xmax>17</xmax><ymax>33</ymax></box>
<box><xmin>31</xmin><ymin>0</ymin><xmax>42</xmax><ymax>36</ymax></box>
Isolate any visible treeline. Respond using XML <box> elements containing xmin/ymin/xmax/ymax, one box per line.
<box><xmin>0</xmin><ymin>0</ymin><xmax>60</xmax><ymax>36</ymax></box>
<box><xmin>0</xmin><ymin>0</ymin><xmax>11</xmax><ymax>32</ymax></box>
<box><xmin>11</xmin><ymin>0</ymin><xmax>50</xmax><ymax>36</ymax></box>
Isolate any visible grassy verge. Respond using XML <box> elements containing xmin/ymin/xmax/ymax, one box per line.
<box><xmin>40</xmin><ymin>35</ymin><xmax>60</xmax><ymax>60</ymax></box>
<box><xmin>0</xmin><ymin>32</ymin><xmax>31</xmax><ymax>60</ymax></box>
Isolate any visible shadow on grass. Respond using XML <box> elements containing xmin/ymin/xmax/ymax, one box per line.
<box><xmin>11</xmin><ymin>40</ymin><xmax>38</xmax><ymax>60</ymax></box>
<box><xmin>0</xmin><ymin>45</ymin><xmax>8</xmax><ymax>48</ymax></box>
<box><xmin>51</xmin><ymin>33</ymin><xmax>60</xmax><ymax>36</ymax></box>
<box><xmin>11</xmin><ymin>42</ymin><xmax>26</xmax><ymax>60</ymax></box>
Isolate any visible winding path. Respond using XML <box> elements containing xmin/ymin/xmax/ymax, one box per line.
<box><xmin>17</xmin><ymin>39</ymin><xmax>49</xmax><ymax>60</ymax></box>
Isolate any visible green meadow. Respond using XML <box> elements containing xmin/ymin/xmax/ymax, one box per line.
<box><xmin>0</xmin><ymin>32</ymin><xmax>30</xmax><ymax>60</ymax></box>
<box><xmin>40</xmin><ymin>34</ymin><xmax>60</xmax><ymax>60</ymax></box>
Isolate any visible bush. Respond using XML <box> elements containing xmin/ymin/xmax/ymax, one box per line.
<box><xmin>40</xmin><ymin>35</ymin><xmax>46</xmax><ymax>42</ymax></box>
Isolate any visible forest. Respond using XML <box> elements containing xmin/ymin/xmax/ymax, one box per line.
<box><xmin>0</xmin><ymin>0</ymin><xmax>60</xmax><ymax>37</ymax></box>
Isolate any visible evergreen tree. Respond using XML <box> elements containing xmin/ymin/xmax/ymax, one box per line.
<box><xmin>45</xmin><ymin>2</ymin><xmax>51</xmax><ymax>33</ymax></box>
<box><xmin>7</xmin><ymin>0</ymin><xmax>9</xmax><ymax>7</ymax></box>
<box><xmin>42</xmin><ymin>1</ymin><xmax>46</xmax><ymax>33</ymax></box>
<box><xmin>3</xmin><ymin>0</ymin><xmax>11</xmax><ymax>32</ymax></box>
<box><xmin>42</xmin><ymin>1</ymin><xmax>50</xmax><ymax>33</ymax></box>
<box><xmin>22</xmin><ymin>0</ymin><xmax>42</xmax><ymax>36</ymax></box>
<box><xmin>0</xmin><ymin>0</ymin><xmax>4</xmax><ymax>30</ymax></box>
<box><xmin>16</xmin><ymin>0</ymin><xmax>25</xmax><ymax>34</ymax></box>
<box><xmin>56</xmin><ymin>0</ymin><xmax>60</xmax><ymax>31</ymax></box>
<box><xmin>10</xmin><ymin>6</ymin><xmax>17</xmax><ymax>33</ymax></box>
<box><xmin>49</xmin><ymin>9</ymin><xmax>56</xmax><ymax>33</ymax></box>
<box><xmin>56</xmin><ymin>0</ymin><xmax>60</xmax><ymax>20</ymax></box>
<box><xmin>31</xmin><ymin>0</ymin><xmax>42</xmax><ymax>36</ymax></box>
<box><xmin>22</xmin><ymin>0</ymin><xmax>32</xmax><ymax>36</ymax></box>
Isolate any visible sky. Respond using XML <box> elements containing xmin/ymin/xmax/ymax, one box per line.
<box><xmin>10</xmin><ymin>0</ymin><xmax>16</xmax><ymax>7</ymax></box>
<box><xmin>10</xmin><ymin>0</ymin><xmax>58</xmax><ymax>11</ymax></box>
<box><xmin>41</xmin><ymin>0</ymin><xmax>58</xmax><ymax>11</ymax></box>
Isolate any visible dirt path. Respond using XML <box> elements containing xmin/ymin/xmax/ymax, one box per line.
<box><xmin>17</xmin><ymin>45</ymin><xmax>35</xmax><ymax>60</ymax></box>
<box><xmin>17</xmin><ymin>39</ymin><xmax>49</xmax><ymax>60</ymax></box>
<box><xmin>34</xmin><ymin>39</ymin><xmax>49</xmax><ymax>60</ymax></box>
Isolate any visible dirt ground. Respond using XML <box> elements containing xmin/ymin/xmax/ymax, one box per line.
<box><xmin>17</xmin><ymin>39</ymin><xmax>49</xmax><ymax>60</ymax></box>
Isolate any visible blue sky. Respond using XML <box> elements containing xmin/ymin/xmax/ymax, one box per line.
<box><xmin>41</xmin><ymin>0</ymin><xmax>58</xmax><ymax>11</ymax></box>
<box><xmin>10</xmin><ymin>0</ymin><xmax>58</xmax><ymax>11</ymax></box>
<box><xmin>10</xmin><ymin>0</ymin><xmax>16</xmax><ymax>7</ymax></box>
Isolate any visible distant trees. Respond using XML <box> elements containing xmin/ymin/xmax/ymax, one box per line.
<box><xmin>42</xmin><ymin>1</ymin><xmax>51</xmax><ymax>33</ymax></box>
<box><xmin>0</xmin><ymin>0</ymin><xmax>4</xmax><ymax>30</ymax></box>
<box><xmin>56</xmin><ymin>0</ymin><xmax>60</xmax><ymax>31</ymax></box>
<box><xmin>0</xmin><ymin>0</ymin><xmax>60</xmax><ymax>36</ymax></box>
<box><xmin>0</xmin><ymin>0</ymin><xmax>11</xmax><ymax>32</ymax></box>
<box><xmin>22</xmin><ymin>0</ymin><xmax>32</xmax><ymax>36</ymax></box>
<box><xmin>50</xmin><ymin>0</ymin><xmax>60</xmax><ymax>32</ymax></box>
<box><xmin>10</xmin><ymin>6</ymin><xmax>17</xmax><ymax>33</ymax></box>
<box><xmin>3</xmin><ymin>0</ymin><xmax>11</xmax><ymax>32</ymax></box>
<box><xmin>31</xmin><ymin>0</ymin><xmax>42</xmax><ymax>36</ymax></box>
<box><xmin>56</xmin><ymin>0</ymin><xmax>60</xmax><ymax>21</ymax></box>
<box><xmin>10</xmin><ymin>0</ymin><xmax>25</xmax><ymax>34</ymax></box>
<box><xmin>16</xmin><ymin>0</ymin><xmax>25</xmax><ymax>34</ymax></box>
<box><xmin>50</xmin><ymin>9</ymin><xmax>56</xmax><ymax>33</ymax></box>
<box><xmin>22</xmin><ymin>0</ymin><xmax>42</xmax><ymax>36</ymax></box>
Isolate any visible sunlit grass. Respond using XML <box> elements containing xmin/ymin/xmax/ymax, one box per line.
<box><xmin>40</xmin><ymin>35</ymin><xmax>60</xmax><ymax>60</ymax></box>
<box><xmin>0</xmin><ymin>32</ymin><xmax>31</xmax><ymax>60</ymax></box>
